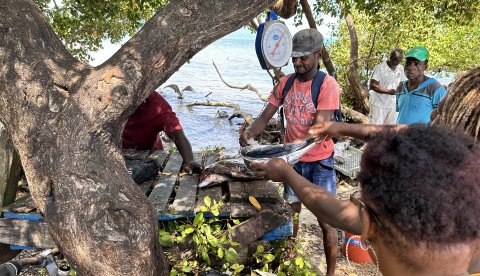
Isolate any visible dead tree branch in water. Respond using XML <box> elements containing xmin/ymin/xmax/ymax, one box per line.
<box><xmin>212</xmin><ymin>61</ymin><xmax>268</xmax><ymax>102</ymax></box>
<box><xmin>165</xmin><ymin>84</ymin><xmax>183</xmax><ymax>99</ymax></box>
<box><xmin>186</xmin><ymin>101</ymin><xmax>254</xmax><ymax>125</ymax></box>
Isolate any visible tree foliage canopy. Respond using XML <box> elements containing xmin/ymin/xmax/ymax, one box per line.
<box><xmin>33</xmin><ymin>0</ymin><xmax>168</xmax><ymax>60</ymax></box>
<box><xmin>298</xmin><ymin>0</ymin><xmax>480</xmax><ymax>88</ymax></box>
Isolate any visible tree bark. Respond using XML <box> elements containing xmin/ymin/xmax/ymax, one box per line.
<box><xmin>0</xmin><ymin>0</ymin><xmax>275</xmax><ymax>275</ymax></box>
<box><xmin>344</xmin><ymin>13</ymin><xmax>370</xmax><ymax>113</ymax></box>
<box><xmin>299</xmin><ymin>0</ymin><xmax>337</xmax><ymax>78</ymax></box>
<box><xmin>271</xmin><ymin>0</ymin><xmax>299</xmax><ymax>19</ymax></box>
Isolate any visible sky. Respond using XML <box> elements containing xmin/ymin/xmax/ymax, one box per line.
<box><xmin>89</xmin><ymin>12</ymin><xmax>337</xmax><ymax>66</ymax></box>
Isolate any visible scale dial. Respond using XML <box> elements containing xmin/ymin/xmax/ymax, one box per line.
<box><xmin>261</xmin><ymin>21</ymin><xmax>292</xmax><ymax>68</ymax></box>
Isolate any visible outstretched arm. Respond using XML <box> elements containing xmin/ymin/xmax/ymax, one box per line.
<box><xmin>168</xmin><ymin>130</ymin><xmax>202</xmax><ymax>174</ymax></box>
<box><xmin>250</xmin><ymin>158</ymin><xmax>363</xmax><ymax>234</ymax></box>
<box><xmin>309</xmin><ymin>121</ymin><xmax>407</xmax><ymax>141</ymax></box>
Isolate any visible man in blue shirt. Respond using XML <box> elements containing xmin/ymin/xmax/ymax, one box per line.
<box><xmin>396</xmin><ymin>46</ymin><xmax>447</xmax><ymax>124</ymax></box>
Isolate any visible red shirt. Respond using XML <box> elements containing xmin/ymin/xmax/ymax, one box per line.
<box><xmin>122</xmin><ymin>92</ymin><xmax>183</xmax><ymax>152</ymax></box>
<box><xmin>268</xmin><ymin>74</ymin><xmax>340</xmax><ymax>162</ymax></box>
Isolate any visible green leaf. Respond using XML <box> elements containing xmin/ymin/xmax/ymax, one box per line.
<box><xmin>225</xmin><ymin>248</ymin><xmax>238</xmax><ymax>263</ymax></box>
<box><xmin>201</xmin><ymin>251</ymin><xmax>211</xmax><ymax>265</ymax></box>
<box><xmin>193</xmin><ymin>234</ymin><xmax>199</xmax><ymax>246</ymax></box>
<box><xmin>212</xmin><ymin>209</ymin><xmax>220</xmax><ymax>216</ymax></box>
<box><xmin>220</xmin><ymin>234</ymin><xmax>227</xmax><ymax>243</ymax></box>
<box><xmin>231</xmin><ymin>263</ymin><xmax>244</xmax><ymax>274</ymax></box>
<box><xmin>200</xmin><ymin>206</ymin><xmax>208</xmax><ymax>212</ymax></box>
<box><xmin>217</xmin><ymin>247</ymin><xmax>224</xmax><ymax>259</ymax></box>
<box><xmin>207</xmin><ymin>234</ymin><xmax>218</xmax><ymax>247</ymax></box>
<box><xmin>193</xmin><ymin>213</ymin><xmax>204</xmax><ymax>227</ymax></box>
<box><xmin>264</xmin><ymin>253</ymin><xmax>275</xmax><ymax>263</ymax></box>
<box><xmin>204</xmin><ymin>196</ymin><xmax>212</xmax><ymax>207</ymax></box>
<box><xmin>256</xmin><ymin>245</ymin><xmax>265</xmax><ymax>253</ymax></box>
<box><xmin>159</xmin><ymin>234</ymin><xmax>173</xmax><ymax>247</ymax></box>
<box><xmin>176</xmin><ymin>236</ymin><xmax>185</xmax><ymax>244</ymax></box>
<box><xmin>232</xmin><ymin>219</ymin><xmax>240</xmax><ymax>225</ymax></box>
<box><xmin>294</xmin><ymin>256</ymin><xmax>304</xmax><ymax>269</ymax></box>
<box><xmin>183</xmin><ymin>225</ymin><xmax>194</xmax><ymax>235</ymax></box>
<box><xmin>181</xmin><ymin>265</ymin><xmax>192</xmax><ymax>273</ymax></box>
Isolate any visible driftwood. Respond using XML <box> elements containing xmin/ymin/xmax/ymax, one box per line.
<box><xmin>342</xmin><ymin>106</ymin><xmax>369</xmax><ymax>123</ymax></box>
<box><xmin>229</xmin><ymin>209</ymin><xmax>288</xmax><ymax>244</ymax></box>
<box><xmin>212</xmin><ymin>61</ymin><xmax>267</xmax><ymax>102</ymax></box>
<box><xmin>164</xmin><ymin>85</ymin><xmax>198</xmax><ymax>100</ymax></box>
<box><xmin>186</xmin><ymin>102</ymin><xmax>254</xmax><ymax>125</ymax></box>
<box><xmin>165</xmin><ymin>84</ymin><xmax>184</xmax><ymax>99</ymax></box>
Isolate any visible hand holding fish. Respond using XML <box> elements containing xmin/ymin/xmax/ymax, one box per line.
<box><xmin>183</xmin><ymin>160</ymin><xmax>203</xmax><ymax>175</ymax></box>
<box><xmin>239</xmin><ymin>131</ymin><xmax>256</xmax><ymax>147</ymax></box>
<box><xmin>249</xmin><ymin>158</ymin><xmax>291</xmax><ymax>182</ymax></box>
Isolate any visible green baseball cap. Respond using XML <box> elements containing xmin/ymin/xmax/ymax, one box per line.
<box><xmin>405</xmin><ymin>46</ymin><xmax>429</xmax><ymax>61</ymax></box>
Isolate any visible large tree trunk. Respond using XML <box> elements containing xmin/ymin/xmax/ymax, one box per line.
<box><xmin>0</xmin><ymin>0</ymin><xmax>275</xmax><ymax>275</ymax></box>
<box><xmin>344</xmin><ymin>13</ymin><xmax>370</xmax><ymax>114</ymax></box>
<box><xmin>299</xmin><ymin>0</ymin><xmax>337</xmax><ymax>78</ymax></box>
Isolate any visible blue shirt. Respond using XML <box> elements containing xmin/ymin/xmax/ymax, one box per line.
<box><xmin>396</xmin><ymin>78</ymin><xmax>447</xmax><ymax>124</ymax></box>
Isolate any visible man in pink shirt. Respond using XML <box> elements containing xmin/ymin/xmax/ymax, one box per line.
<box><xmin>240</xmin><ymin>29</ymin><xmax>340</xmax><ymax>276</ymax></box>
<box><xmin>122</xmin><ymin>92</ymin><xmax>201</xmax><ymax>174</ymax></box>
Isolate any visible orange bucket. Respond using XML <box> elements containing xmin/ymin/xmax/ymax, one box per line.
<box><xmin>341</xmin><ymin>232</ymin><xmax>373</xmax><ymax>263</ymax></box>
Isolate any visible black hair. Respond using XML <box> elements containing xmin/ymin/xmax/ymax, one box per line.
<box><xmin>359</xmin><ymin>125</ymin><xmax>480</xmax><ymax>248</ymax></box>
<box><xmin>390</xmin><ymin>48</ymin><xmax>404</xmax><ymax>57</ymax></box>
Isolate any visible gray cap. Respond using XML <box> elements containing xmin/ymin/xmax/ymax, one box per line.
<box><xmin>291</xmin><ymin>29</ymin><xmax>324</xmax><ymax>57</ymax></box>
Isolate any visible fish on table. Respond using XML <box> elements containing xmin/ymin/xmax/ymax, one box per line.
<box><xmin>198</xmin><ymin>158</ymin><xmax>263</xmax><ymax>188</ymax></box>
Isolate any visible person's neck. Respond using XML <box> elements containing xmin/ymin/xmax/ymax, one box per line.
<box><xmin>297</xmin><ymin>67</ymin><xmax>318</xmax><ymax>82</ymax></box>
<box><xmin>408</xmin><ymin>75</ymin><xmax>427</xmax><ymax>90</ymax></box>
<box><xmin>375</xmin><ymin>241</ymin><xmax>472</xmax><ymax>276</ymax></box>
<box><xmin>386</xmin><ymin>60</ymin><xmax>396</xmax><ymax>70</ymax></box>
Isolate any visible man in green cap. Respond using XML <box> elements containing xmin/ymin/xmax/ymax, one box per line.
<box><xmin>396</xmin><ymin>46</ymin><xmax>447</xmax><ymax>124</ymax></box>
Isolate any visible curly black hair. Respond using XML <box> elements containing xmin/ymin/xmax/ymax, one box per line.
<box><xmin>358</xmin><ymin>124</ymin><xmax>480</xmax><ymax>248</ymax></box>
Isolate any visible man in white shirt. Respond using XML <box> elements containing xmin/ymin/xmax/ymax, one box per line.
<box><xmin>369</xmin><ymin>49</ymin><xmax>406</xmax><ymax>124</ymax></box>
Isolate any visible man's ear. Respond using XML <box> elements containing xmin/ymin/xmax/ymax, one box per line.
<box><xmin>360</xmin><ymin>208</ymin><xmax>378</xmax><ymax>243</ymax></box>
<box><xmin>424</xmin><ymin>60</ymin><xmax>429</xmax><ymax>69</ymax></box>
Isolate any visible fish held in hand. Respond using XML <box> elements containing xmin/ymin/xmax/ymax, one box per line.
<box><xmin>241</xmin><ymin>138</ymin><xmax>317</xmax><ymax>165</ymax></box>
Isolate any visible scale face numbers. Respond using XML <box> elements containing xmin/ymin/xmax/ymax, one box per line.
<box><xmin>261</xmin><ymin>21</ymin><xmax>292</xmax><ymax>68</ymax></box>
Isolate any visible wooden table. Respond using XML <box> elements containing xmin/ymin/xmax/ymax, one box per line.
<box><xmin>0</xmin><ymin>149</ymin><xmax>293</xmax><ymax>250</ymax></box>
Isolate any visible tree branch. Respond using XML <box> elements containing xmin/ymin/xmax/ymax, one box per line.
<box><xmin>299</xmin><ymin>0</ymin><xmax>337</xmax><ymax>78</ymax></box>
<box><xmin>187</xmin><ymin>101</ymin><xmax>254</xmax><ymax>125</ymax></box>
<box><xmin>102</xmin><ymin>0</ymin><xmax>277</xmax><ymax>121</ymax></box>
<box><xmin>212</xmin><ymin>61</ymin><xmax>267</xmax><ymax>102</ymax></box>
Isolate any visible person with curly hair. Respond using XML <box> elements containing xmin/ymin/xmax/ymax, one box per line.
<box><xmin>250</xmin><ymin>67</ymin><xmax>480</xmax><ymax>274</ymax></box>
<box><xmin>251</xmin><ymin>125</ymin><xmax>480</xmax><ymax>275</ymax></box>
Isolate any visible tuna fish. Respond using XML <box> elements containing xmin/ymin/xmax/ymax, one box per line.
<box><xmin>241</xmin><ymin>138</ymin><xmax>318</xmax><ymax>165</ymax></box>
